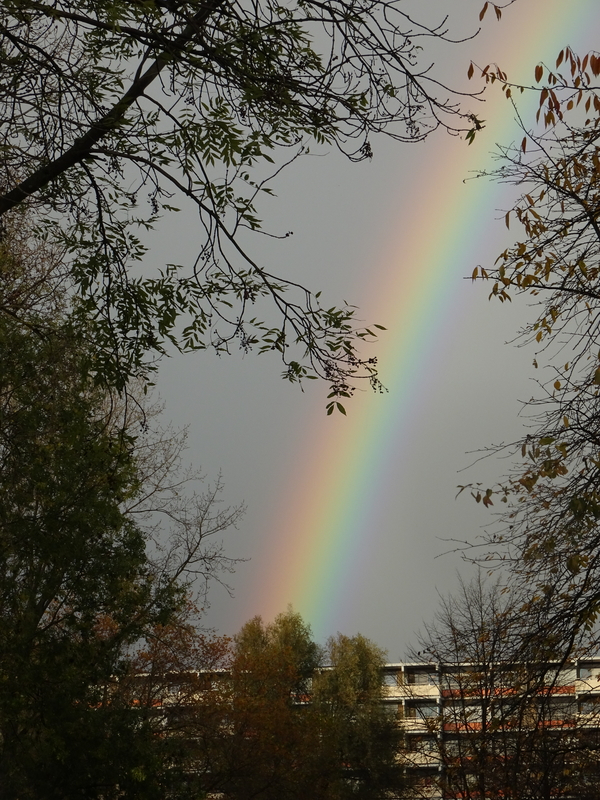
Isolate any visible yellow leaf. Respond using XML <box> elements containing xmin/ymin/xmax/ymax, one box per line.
<box><xmin>567</xmin><ymin>555</ymin><xmax>580</xmax><ymax>575</ymax></box>
<box><xmin>554</xmin><ymin>380</ymin><xmax>561</xmax><ymax>390</ymax></box>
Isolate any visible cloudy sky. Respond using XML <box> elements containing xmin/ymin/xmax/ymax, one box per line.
<box><xmin>150</xmin><ymin>0</ymin><xmax>600</xmax><ymax>660</ymax></box>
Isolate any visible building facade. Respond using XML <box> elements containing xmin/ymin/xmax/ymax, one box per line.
<box><xmin>380</xmin><ymin>659</ymin><xmax>600</xmax><ymax>800</ymax></box>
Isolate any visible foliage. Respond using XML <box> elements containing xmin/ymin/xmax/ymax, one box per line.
<box><xmin>222</xmin><ymin>610</ymin><xmax>326</xmax><ymax>800</ymax></box>
<box><xmin>194</xmin><ymin>608</ymin><xmax>404</xmax><ymax>800</ymax></box>
<box><xmin>315</xmin><ymin>633</ymin><xmax>402</xmax><ymax>799</ymax></box>
<box><xmin>117</xmin><ymin>608</ymin><xmax>402</xmax><ymax>799</ymax></box>
<box><xmin>115</xmin><ymin>608</ymin><xmax>234</xmax><ymax>800</ymax></box>
<box><xmin>0</xmin><ymin>316</ymin><xmax>155</xmax><ymax>798</ymax></box>
<box><xmin>457</xmin><ymin>47</ymin><xmax>600</xmax><ymax>650</ymax></box>
<box><xmin>0</xmin><ymin>252</ymin><xmax>241</xmax><ymax>797</ymax></box>
<box><xmin>0</xmin><ymin>0</ymin><xmax>481</xmax><ymax>405</ymax></box>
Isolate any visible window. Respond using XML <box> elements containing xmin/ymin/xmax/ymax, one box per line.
<box><xmin>408</xmin><ymin>736</ymin><xmax>438</xmax><ymax>753</ymax></box>
<box><xmin>578</xmin><ymin>664</ymin><xmax>599</xmax><ymax>682</ymax></box>
<box><xmin>579</xmin><ymin>696</ymin><xmax>600</xmax><ymax>716</ymax></box>
<box><xmin>408</xmin><ymin>670</ymin><xmax>437</xmax><ymax>685</ymax></box>
<box><xmin>416</xmin><ymin>703</ymin><xmax>438</xmax><ymax>719</ymax></box>
<box><xmin>441</xmin><ymin>675</ymin><xmax>460</xmax><ymax>691</ymax></box>
<box><xmin>443</xmin><ymin>739</ymin><xmax>461</xmax><ymax>758</ymax></box>
<box><xmin>556</xmin><ymin>667</ymin><xmax>576</xmax><ymax>686</ymax></box>
<box><xmin>440</xmin><ymin>671</ymin><xmax>475</xmax><ymax>691</ymax></box>
<box><xmin>548</xmin><ymin>698</ymin><xmax>576</xmax><ymax>722</ymax></box>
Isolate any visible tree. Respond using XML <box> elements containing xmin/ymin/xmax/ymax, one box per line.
<box><xmin>0</xmin><ymin>248</ymin><xmax>241</xmax><ymax>798</ymax></box>
<box><xmin>222</xmin><ymin>609</ymin><xmax>324</xmax><ymax>799</ymax></box>
<box><xmin>0</xmin><ymin>0</ymin><xmax>484</xmax><ymax>406</ymax></box>
<box><xmin>408</xmin><ymin>576</ymin><xmax>600</xmax><ymax>800</ymax></box>
<box><xmin>199</xmin><ymin>608</ymin><xmax>404</xmax><ymax>800</ymax></box>
<box><xmin>314</xmin><ymin>632</ymin><xmax>403</xmax><ymax>799</ymax></box>
<box><xmin>115</xmin><ymin>605</ymin><xmax>234</xmax><ymax>800</ymax></box>
<box><xmin>0</xmin><ymin>315</ymin><xmax>157</xmax><ymax>798</ymax></box>
<box><xmin>457</xmin><ymin>48</ymin><xmax>600</xmax><ymax>652</ymax></box>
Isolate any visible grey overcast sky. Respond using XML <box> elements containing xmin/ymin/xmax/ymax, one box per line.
<box><xmin>149</xmin><ymin>0</ymin><xmax>600</xmax><ymax>660</ymax></box>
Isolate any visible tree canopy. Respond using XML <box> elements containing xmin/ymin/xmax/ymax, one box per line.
<box><xmin>0</xmin><ymin>0</ymin><xmax>483</xmax><ymax>407</ymax></box>
<box><xmin>115</xmin><ymin>607</ymin><xmax>403</xmax><ymax>799</ymax></box>
<box><xmin>0</xmin><ymin>233</ymin><xmax>242</xmax><ymax>798</ymax></box>
<box><xmin>211</xmin><ymin>609</ymin><xmax>404</xmax><ymax>800</ymax></box>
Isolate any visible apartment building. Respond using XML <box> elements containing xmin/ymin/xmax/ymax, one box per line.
<box><xmin>125</xmin><ymin>659</ymin><xmax>600</xmax><ymax>798</ymax></box>
<box><xmin>380</xmin><ymin>659</ymin><xmax>600</xmax><ymax>800</ymax></box>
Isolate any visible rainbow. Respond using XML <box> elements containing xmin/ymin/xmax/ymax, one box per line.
<box><xmin>251</xmin><ymin>0</ymin><xmax>600</xmax><ymax>643</ymax></box>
